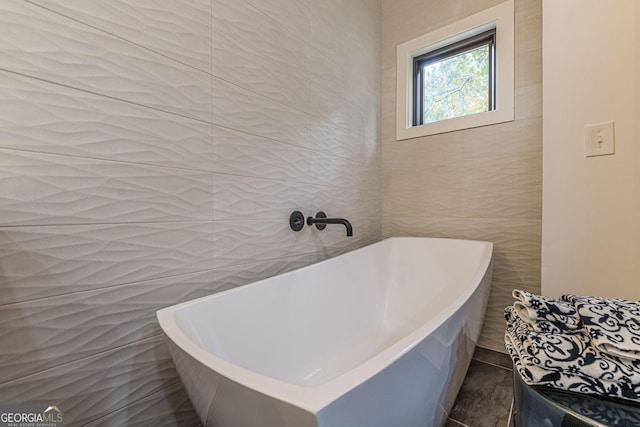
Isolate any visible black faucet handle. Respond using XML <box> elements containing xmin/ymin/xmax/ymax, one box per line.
<box><xmin>307</xmin><ymin>211</ymin><xmax>327</xmax><ymax>230</ymax></box>
<box><xmin>289</xmin><ymin>211</ymin><xmax>305</xmax><ymax>232</ymax></box>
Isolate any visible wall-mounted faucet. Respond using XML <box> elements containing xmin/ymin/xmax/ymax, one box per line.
<box><xmin>307</xmin><ymin>211</ymin><xmax>353</xmax><ymax>237</ymax></box>
<box><xmin>289</xmin><ymin>211</ymin><xmax>353</xmax><ymax>237</ymax></box>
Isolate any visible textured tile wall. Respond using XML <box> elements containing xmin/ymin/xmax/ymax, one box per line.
<box><xmin>381</xmin><ymin>0</ymin><xmax>542</xmax><ymax>352</ymax></box>
<box><xmin>0</xmin><ymin>0</ymin><xmax>381</xmax><ymax>425</ymax></box>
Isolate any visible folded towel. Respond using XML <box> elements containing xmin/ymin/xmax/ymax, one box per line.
<box><xmin>512</xmin><ymin>289</ymin><xmax>581</xmax><ymax>333</ymax></box>
<box><xmin>563</xmin><ymin>294</ymin><xmax>640</xmax><ymax>361</ymax></box>
<box><xmin>505</xmin><ymin>306</ymin><xmax>640</xmax><ymax>403</ymax></box>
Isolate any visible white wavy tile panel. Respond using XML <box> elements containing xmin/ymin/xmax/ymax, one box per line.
<box><xmin>310</xmin><ymin>120</ymin><xmax>371</xmax><ymax>164</ymax></box>
<box><xmin>311</xmin><ymin>185</ymin><xmax>380</xmax><ymax>221</ymax></box>
<box><xmin>478</xmin><ymin>285</ymin><xmax>520</xmax><ymax>353</ymax></box>
<box><xmin>380</xmin><ymin>217</ymin><xmax>541</xmax><ymax>253</ymax></box>
<box><xmin>245</xmin><ymin>0</ymin><xmax>311</xmax><ymax>43</ymax></box>
<box><xmin>362</xmin><ymin>114</ymin><xmax>380</xmax><ymax>150</ymax></box>
<box><xmin>0</xmin><ymin>2</ymin><xmax>211</xmax><ymax>121</ymax></box>
<box><xmin>310</xmin><ymin>153</ymin><xmax>371</xmax><ymax>190</ymax></box>
<box><xmin>212</xmin><ymin>28</ymin><xmax>310</xmax><ymax>111</ymax></box>
<box><xmin>211</xmin><ymin>254</ymin><xmax>320</xmax><ymax>291</ymax></box>
<box><xmin>461</xmin><ymin>151</ymin><xmax>542</xmax><ymax>187</ymax></box>
<box><xmin>363</xmin><ymin>188</ymin><xmax>383</xmax><ymax>221</ymax></box>
<box><xmin>0</xmin><ymin>71</ymin><xmax>213</xmax><ymax>171</ymax></box>
<box><xmin>307</xmin><ymin>2</ymin><xmax>379</xmax><ymax>111</ymax></box>
<box><xmin>0</xmin><ymin>335</ymin><xmax>179</xmax><ymax>426</ymax></box>
<box><xmin>212</xmin><ymin>174</ymin><xmax>310</xmax><ymax>221</ymax></box>
<box><xmin>0</xmin><ymin>221</ymin><xmax>214</xmax><ymax>304</ymax></box>
<box><xmin>310</xmin><ymin>82</ymin><xmax>365</xmax><ymax>138</ymax></box>
<box><xmin>515</xmin><ymin>47</ymin><xmax>542</xmax><ymax>89</ymax></box>
<box><xmin>515</xmin><ymin>4</ymin><xmax>542</xmax><ymax>55</ymax></box>
<box><xmin>309</xmin><ymin>216</ymin><xmax>380</xmax><ymax>256</ymax></box>
<box><xmin>379</xmin><ymin>65</ymin><xmax>396</xmax><ymax>139</ymax></box>
<box><xmin>492</xmin><ymin>250</ymin><xmax>541</xmax><ymax>289</ymax></box>
<box><xmin>212</xmin><ymin>0</ymin><xmax>308</xmax><ymax>72</ymax></box>
<box><xmin>0</xmin><ymin>149</ymin><xmax>213</xmax><ymax>226</ymax></box>
<box><xmin>462</xmin><ymin>184</ymin><xmax>542</xmax><ymax>219</ymax></box>
<box><xmin>212</xmin><ymin>77</ymin><xmax>310</xmax><ymax>147</ymax></box>
<box><xmin>0</xmin><ymin>270</ymin><xmax>219</xmax><ymax>384</ymax></box>
<box><xmin>309</xmin><ymin>49</ymin><xmax>374</xmax><ymax>111</ymax></box>
<box><xmin>358</xmin><ymin>0</ymin><xmax>382</xmax><ymax>38</ymax></box>
<box><xmin>479</xmin><ymin>256</ymin><xmax>542</xmax><ymax>350</ymax></box>
<box><xmin>381</xmin><ymin>0</ymin><xmax>461</xmax><ymax>54</ymax></box>
<box><xmin>82</xmin><ymin>382</ymin><xmax>200</xmax><ymax>427</ymax></box>
<box><xmin>212</xmin><ymin>221</ymin><xmax>315</xmax><ymax>269</ymax></box>
<box><xmin>26</xmin><ymin>0</ymin><xmax>212</xmax><ymax>73</ymax></box>
<box><xmin>515</xmin><ymin>83</ymin><xmax>542</xmax><ymax>120</ymax></box>
<box><xmin>461</xmin><ymin>116</ymin><xmax>542</xmax><ymax>154</ymax></box>
<box><xmin>307</xmin><ymin>0</ymin><xmax>356</xmax><ymax>67</ymax></box>
<box><xmin>382</xmin><ymin>134</ymin><xmax>465</xmax><ymax>190</ymax></box>
<box><xmin>211</xmin><ymin>126</ymin><xmax>311</xmax><ymax>181</ymax></box>
<box><xmin>382</xmin><ymin>187</ymin><xmax>465</xmax><ymax>219</ymax></box>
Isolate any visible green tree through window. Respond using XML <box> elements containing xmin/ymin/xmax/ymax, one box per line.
<box><xmin>413</xmin><ymin>29</ymin><xmax>495</xmax><ymax>127</ymax></box>
<box><xmin>422</xmin><ymin>45</ymin><xmax>490</xmax><ymax>124</ymax></box>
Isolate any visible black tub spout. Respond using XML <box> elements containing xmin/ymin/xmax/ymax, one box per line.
<box><xmin>307</xmin><ymin>212</ymin><xmax>353</xmax><ymax>237</ymax></box>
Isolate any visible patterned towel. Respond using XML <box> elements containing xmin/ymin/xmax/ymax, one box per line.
<box><xmin>505</xmin><ymin>306</ymin><xmax>640</xmax><ymax>403</ymax></box>
<box><xmin>512</xmin><ymin>289</ymin><xmax>581</xmax><ymax>334</ymax></box>
<box><xmin>563</xmin><ymin>294</ymin><xmax>640</xmax><ymax>361</ymax></box>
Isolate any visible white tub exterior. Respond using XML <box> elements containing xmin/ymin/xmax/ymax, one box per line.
<box><xmin>157</xmin><ymin>237</ymin><xmax>493</xmax><ymax>427</ymax></box>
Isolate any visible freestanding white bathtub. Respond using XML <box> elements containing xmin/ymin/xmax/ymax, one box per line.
<box><xmin>157</xmin><ymin>237</ymin><xmax>493</xmax><ymax>427</ymax></box>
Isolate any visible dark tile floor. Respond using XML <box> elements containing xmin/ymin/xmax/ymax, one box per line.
<box><xmin>446</xmin><ymin>347</ymin><xmax>515</xmax><ymax>427</ymax></box>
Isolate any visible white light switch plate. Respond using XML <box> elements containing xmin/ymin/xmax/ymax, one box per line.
<box><xmin>585</xmin><ymin>121</ymin><xmax>615</xmax><ymax>157</ymax></box>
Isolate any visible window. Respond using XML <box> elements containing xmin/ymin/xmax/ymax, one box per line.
<box><xmin>413</xmin><ymin>30</ymin><xmax>495</xmax><ymax>126</ymax></box>
<box><xmin>396</xmin><ymin>0</ymin><xmax>514</xmax><ymax>140</ymax></box>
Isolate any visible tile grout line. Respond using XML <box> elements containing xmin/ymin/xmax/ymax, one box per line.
<box><xmin>0</xmin><ymin>333</ymin><xmax>165</xmax><ymax>387</ymax></box>
<box><xmin>0</xmin><ymin>67</ymin><xmax>375</xmax><ymax>166</ymax></box>
<box><xmin>472</xmin><ymin>357</ymin><xmax>514</xmax><ymax>372</ymax></box>
<box><xmin>447</xmin><ymin>417</ymin><xmax>471</xmax><ymax>427</ymax></box>
<box><xmin>0</xmin><ymin>266</ymin><xmax>219</xmax><ymax>308</ymax></box>
<box><xmin>5</xmin><ymin>6</ymin><xmax>377</xmax><ymax>146</ymax></box>
<box><xmin>0</xmin><ymin>68</ymin><xmax>213</xmax><ymax>126</ymax></box>
<box><xmin>77</xmin><ymin>380</ymin><xmax>184</xmax><ymax>427</ymax></box>
<box><xmin>23</xmin><ymin>0</ymin><xmax>211</xmax><ymax>75</ymax></box>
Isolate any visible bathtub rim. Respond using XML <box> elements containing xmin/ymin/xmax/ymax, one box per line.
<box><xmin>156</xmin><ymin>236</ymin><xmax>493</xmax><ymax>413</ymax></box>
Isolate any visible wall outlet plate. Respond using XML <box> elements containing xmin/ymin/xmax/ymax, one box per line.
<box><xmin>584</xmin><ymin>121</ymin><xmax>615</xmax><ymax>157</ymax></box>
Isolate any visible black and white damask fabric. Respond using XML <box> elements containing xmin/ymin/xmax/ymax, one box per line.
<box><xmin>512</xmin><ymin>289</ymin><xmax>581</xmax><ymax>334</ymax></box>
<box><xmin>563</xmin><ymin>294</ymin><xmax>640</xmax><ymax>362</ymax></box>
<box><xmin>505</xmin><ymin>306</ymin><xmax>640</xmax><ymax>403</ymax></box>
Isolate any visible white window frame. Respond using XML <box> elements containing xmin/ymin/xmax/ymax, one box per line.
<box><xmin>396</xmin><ymin>0</ymin><xmax>514</xmax><ymax>140</ymax></box>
